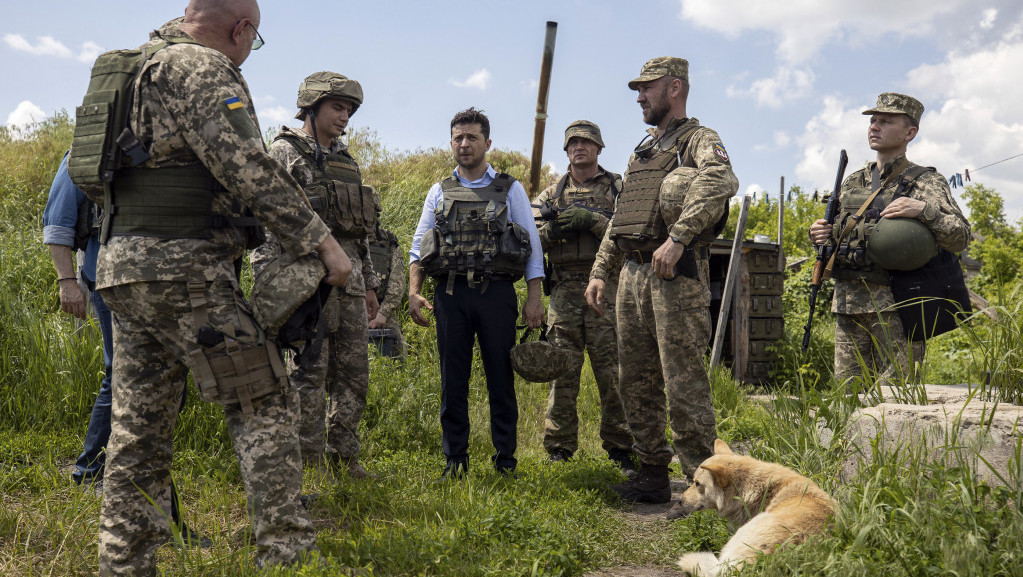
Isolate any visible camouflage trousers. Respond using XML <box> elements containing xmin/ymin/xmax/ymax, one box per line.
<box><xmin>98</xmin><ymin>280</ymin><xmax>314</xmax><ymax>576</ymax></box>
<box><xmin>292</xmin><ymin>289</ymin><xmax>370</xmax><ymax>465</ymax></box>
<box><xmin>835</xmin><ymin>310</ymin><xmax>925</xmax><ymax>388</ymax></box>
<box><xmin>614</xmin><ymin>260</ymin><xmax>716</xmax><ymax>476</ymax></box>
<box><xmin>544</xmin><ymin>278</ymin><xmax>632</xmax><ymax>454</ymax></box>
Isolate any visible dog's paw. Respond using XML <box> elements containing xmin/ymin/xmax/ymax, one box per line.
<box><xmin>677</xmin><ymin>552</ymin><xmax>719</xmax><ymax>576</ymax></box>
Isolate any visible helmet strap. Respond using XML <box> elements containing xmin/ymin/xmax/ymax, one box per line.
<box><xmin>306</xmin><ymin>106</ymin><xmax>327</xmax><ymax>172</ymax></box>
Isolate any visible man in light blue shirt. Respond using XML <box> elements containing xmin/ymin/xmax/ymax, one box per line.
<box><xmin>408</xmin><ymin>107</ymin><xmax>544</xmax><ymax>478</ymax></box>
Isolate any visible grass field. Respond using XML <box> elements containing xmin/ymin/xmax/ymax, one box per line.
<box><xmin>2</xmin><ymin>117</ymin><xmax>1022</xmax><ymax>576</ymax></box>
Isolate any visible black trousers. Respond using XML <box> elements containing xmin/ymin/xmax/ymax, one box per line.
<box><xmin>435</xmin><ymin>277</ymin><xmax>519</xmax><ymax>471</ymax></box>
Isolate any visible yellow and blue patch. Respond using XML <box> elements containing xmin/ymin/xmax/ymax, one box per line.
<box><xmin>224</xmin><ymin>96</ymin><xmax>244</xmax><ymax>111</ymax></box>
<box><xmin>713</xmin><ymin>142</ymin><xmax>729</xmax><ymax>162</ymax></box>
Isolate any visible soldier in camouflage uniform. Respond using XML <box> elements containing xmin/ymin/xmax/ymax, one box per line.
<box><xmin>532</xmin><ymin>121</ymin><xmax>633</xmax><ymax>468</ymax></box>
<box><xmin>368</xmin><ymin>192</ymin><xmax>408</xmax><ymax>358</ymax></box>
<box><xmin>809</xmin><ymin>93</ymin><xmax>970</xmax><ymax>387</ymax></box>
<box><xmin>585</xmin><ymin>57</ymin><xmax>738</xmax><ymax>513</ymax></box>
<box><xmin>91</xmin><ymin>2</ymin><xmax>351</xmax><ymax>574</ymax></box>
<box><xmin>251</xmin><ymin>71</ymin><xmax>380</xmax><ymax>478</ymax></box>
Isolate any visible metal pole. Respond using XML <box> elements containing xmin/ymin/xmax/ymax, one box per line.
<box><xmin>710</xmin><ymin>195</ymin><xmax>752</xmax><ymax>368</ymax></box>
<box><xmin>777</xmin><ymin>175</ymin><xmax>785</xmax><ymax>271</ymax></box>
<box><xmin>528</xmin><ymin>21</ymin><xmax>558</xmax><ymax>197</ymax></box>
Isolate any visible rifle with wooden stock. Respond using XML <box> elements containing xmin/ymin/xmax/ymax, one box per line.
<box><xmin>802</xmin><ymin>149</ymin><xmax>848</xmax><ymax>352</ymax></box>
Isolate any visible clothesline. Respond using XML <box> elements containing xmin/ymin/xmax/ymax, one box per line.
<box><xmin>948</xmin><ymin>151</ymin><xmax>1023</xmax><ymax>188</ymax></box>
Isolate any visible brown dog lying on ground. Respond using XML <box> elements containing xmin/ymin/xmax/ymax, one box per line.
<box><xmin>675</xmin><ymin>439</ymin><xmax>836</xmax><ymax>576</ymax></box>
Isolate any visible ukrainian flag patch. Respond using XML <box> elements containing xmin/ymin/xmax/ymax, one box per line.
<box><xmin>713</xmin><ymin>142</ymin><xmax>729</xmax><ymax>162</ymax></box>
<box><xmin>224</xmin><ymin>96</ymin><xmax>244</xmax><ymax>110</ymax></box>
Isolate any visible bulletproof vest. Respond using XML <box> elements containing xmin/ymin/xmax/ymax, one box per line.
<box><xmin>74</xmin><ymin>200</ymin><xmax>101</xmax><ymax>252</ymax></box>
<box><xmin>69</xmin><ymin>34</ymin><xmax>197</xmax><ymax>204</ymax></box>
<box><xmin>274</xmin><ymin>132</ymin><xmax>376</xmax><ymax>238</ymax></box>
<box><xmin>101</xmin><ymin>164</ymin><xmax>264</xmax><ymax>250</ymax></box>
<box><xmin>368</xmin><ymin>226</ymin><xmax>398</xmax><ymax>298</ymax></box>
<box><xmin>610</xmin><ymin>121</ymin><xmax>716</xmax><ymax>250</ymax></box>
<box><xmin>832</xmin><ymin>164</ymin><xmax>934</xmax><ymax>285</ymax></box>
<box><xmin>419</xmin><ymin>173</ymin><xmax>531</xmax><ymax>293</ymax></box>
<box><xmin>545</xmin><ymin>171</ymin><xmax>619</xmax><ymax>272</ymax></box>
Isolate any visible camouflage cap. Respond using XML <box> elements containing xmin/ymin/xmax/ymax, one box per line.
<box><xmin>251</xmin><ymin>252</ymin><xmax>327</xmax><ymax>338</ymax></box>
<box><xmin>295</xmin><ymin>71</ymin><xmax>364</xmax><ymax>119</ymax></box>
<box><xmin>628</xmin><ymin>57</ymin><xmax>689</xmax><ymax>90</ymax></box>
<box><xmin>563</xmin><ymin>120</ymin><xmax>604</xmax><ymax>150</ymax></box>
<box><xmin>862</xmin><ymin>92</ymin><xmax>924</xmax><ymax>124</ymax></box>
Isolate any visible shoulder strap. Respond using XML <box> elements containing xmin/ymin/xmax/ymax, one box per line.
<box><xmin>551</xmin><ymin>173</ymin><xmax>571</xmax><ymax>202</ymax></box>
<box><xmin>824</xmin><ymin>157</ymin><xmax>909</xmax><ymax>279</ymax></box>
<box><xmin>492</xmin><ymin>172</ymin><xmax>514</xmax><ymax>193</ymax></box>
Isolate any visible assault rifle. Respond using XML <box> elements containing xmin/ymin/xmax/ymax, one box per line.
<box><xmin>802</xmin><ymin>149</ymin><xmax>848</xmax><ymax>352</ymax></box>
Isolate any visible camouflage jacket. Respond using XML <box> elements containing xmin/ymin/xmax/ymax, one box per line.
<box><xmin>533</xmin><ymin>168</ymin><xmax>618</xmax><ymax>249</ymax></box>
<box><xmin>590</xmin><ymin>116</ymin><xmax>739</xmax><ymax>281</ymax></box>
<box><xmin>256</xmin><ymin>125</ymin><xmax>378</xmax><ymax>297</ymax></box>
<box><xmin>374</xmin><ymin>226</ymin><xmax>406</xmax><ymax>321</ymax></box>
<box><xmin>831</xmin><ymin>153</ymin><xmax>971</xmax><ymax>314</ymax></box>
<box><xmin>96</xmin><ymin>19</ymin><xmax>329</xmax><ymax>289</ymax></box>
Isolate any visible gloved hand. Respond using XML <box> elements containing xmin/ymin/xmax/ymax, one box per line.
<box><xmin>556</xmin><ymin>206</ymin><xmax>598</xmax><ymax>232</ymax></box>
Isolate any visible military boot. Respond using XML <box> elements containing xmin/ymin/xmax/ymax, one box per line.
<box><xmin>610</xmin><ymin>463</ymin><xmax>671</xmax><ymax>503</ymax></box>
<box><xmin>345</xmin><ymin>457</ymin><xmax>377</xmax><ymax>480</ymax></box>
<box><xmin>607</xmin><ymin>448</ymin><xmax>637</xmax><ymax>475</ymax></box>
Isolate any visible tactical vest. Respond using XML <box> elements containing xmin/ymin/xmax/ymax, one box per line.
<box><xmin>274</xmin><ymin>132</ymin><xmax>376</xmax><ymax>239</ymax></box>
<box><xmin>78</xmin><ymin>35</ymin><xmax>264</xmax><ymax>248</ymax></box>
<box><xmin>102</xmin><ymin>164</ymin><xmax>264</xmax><ymax>250</ymax></box>
<box><xmin>832</xmin><ymin>165</ymin><xmax>934</xmax><ymax>285</ymax></box>
<box><xmin>368</xmin><ymin>226</ymin><xmax>398</xmax><ymax>298</ymax></box>
<box><xmin>545</xmin><ymin>171</ymin><xmax>619</xmax><ymax>273</ymax></box>
<box><xmin>418</xmin><ymin>173</ymin><xmax>531</xmax><ymax>293</ymax></box>
<box><xmin>69</xmin><ymin>35</ymin><xmax>198</xmax><ymax>204</ymax></box>
<box><xmin>610</xmin><ymin>121</ymin><xmax>725</xmax><ymax>250</ymax></box>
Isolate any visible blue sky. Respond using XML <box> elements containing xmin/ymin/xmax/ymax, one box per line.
<box><xmin>4</xmin><ymin>0</ymin><xmax>1022</xmax><ymax>223</ymax></box>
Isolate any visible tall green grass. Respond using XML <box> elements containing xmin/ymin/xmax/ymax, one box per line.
<box><xmin>3</xmin><ymin>115</ymin><xmax>1023</xmax><ymax>576</ymax></box>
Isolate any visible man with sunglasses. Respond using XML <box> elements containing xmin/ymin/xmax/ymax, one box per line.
<box><xmin>90</xmin><ymin>0</ymin><xmax>350</xmax><ymax>573</ymax></box>
<box><xmin>585</xmin><ymin>57</ymin><xmax>738</xmax><ymax>516</ymax></box>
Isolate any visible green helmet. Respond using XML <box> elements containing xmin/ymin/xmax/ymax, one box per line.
<box><xmin>295</xmin><ymin>71</ymin><xmax>363</xmax><ymax>119</ymax></box>
<box><xmin>866</xmin><ymin>217</ymin><xmax>939</xmax><ymax>271</ymax></box>
<box><xmin>510</xmin><ymin>329</ymin><xmax>583</xmax><ymax>383</ymax></box>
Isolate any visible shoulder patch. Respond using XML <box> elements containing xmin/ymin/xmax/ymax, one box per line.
<box><xmin>224</xmin><ymin>96</ymin><xmax>244</xmax><ymax>110</ymax></box>
<box><xmin>713</xmin><ymin>142</ymin><xmax>729</xmax><ymax>162</ymax></box>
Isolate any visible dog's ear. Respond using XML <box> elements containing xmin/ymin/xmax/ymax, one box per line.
<box><xmin>700</xmin><ymin>463</ymin><xmax>731</xmax><ymax>489</ymax></box>
<box><xmin>714</xmin><ymin>439</ymin><xmax>734</xmax><ymax>455</ymax></box>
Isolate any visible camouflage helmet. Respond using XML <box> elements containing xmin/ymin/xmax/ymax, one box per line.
<box><xmin>867</xmin><ymin>217</ymin><xmax>938</xmax><ymax>271</ymax></box>
<box><xmin>563</xmin><ymin>120</ymin><xmax>604</xmax><ymax>150</ymax></box>
<box><xmin>295</xmin><ymin>71</ymin><xmax>363</xmax><ymax>119</ymax></box>
<box><xmin>510</xmin><ymin>329</ymin><xmax>583</xmax><ymax>383</ymax></box>
<box><xmin>250</xmin><ymin>252</ymin><xmax>328</xmax><ymax>338</ymax></box>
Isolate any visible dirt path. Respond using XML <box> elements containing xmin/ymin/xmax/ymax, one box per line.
<box><xmin>582</xmin><ymin>480</ymin><xmax>690</xmax><ymax>577</ymax></box>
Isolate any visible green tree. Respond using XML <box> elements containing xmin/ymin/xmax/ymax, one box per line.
<box><xmin>961</xmin><ymin>183</ymin><xmax>1023</xmax><ymax>291</ymax></box>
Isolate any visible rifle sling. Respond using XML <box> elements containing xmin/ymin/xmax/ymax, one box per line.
<box><xmin>823</xmin><ymin>158</ymin><xmax>907</xmax><ymax>280</ymax></box>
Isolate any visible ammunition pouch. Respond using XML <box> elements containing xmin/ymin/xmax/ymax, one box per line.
<box><xmin>274</xmin><ymin>130</ymin><xmax>375</xmax><ymax>238</ymax></box>
<box><xmin>423</xmin><ymin>173</ymin><xmax>530</xmax><ymax>294</ymax></box>
<box><xmin>183</xmin><ymin>280</ymin><xmax>286</xmax><ymax>415</ymax></box>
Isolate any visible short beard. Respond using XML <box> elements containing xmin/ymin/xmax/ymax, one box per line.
<box><xmin>643</xmin><ymin>98</ymin><xmax>671</xmax><ymax>126</ymax></box>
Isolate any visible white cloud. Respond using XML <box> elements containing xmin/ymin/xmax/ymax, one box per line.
<box><xmin>78</xmin><ymin>41</ymin><xmax>103</xmax><ymax>63</ymax></box>
<box><xmin>727</xmin><ymin>67</ymin><xmax>814</xmax><ymax>108</ymax></box>
<box><xmin>980</xmin><ymin>8</ymin><xmax>998</xmax><ymax>29</ymax></box>
<box><xmin>793</xmin><ymin>95</ymin><xmax>868</xmax><ymax>193</ymax></box>
<box><xmin>449</xmin><ymin>69</ymin><xmax>491</xmax><ymax>91</ymax></box>
<box><xmin>6</xmin><ymin>100</ymin><xmax>46</xmax><ymax>128</ymax></box>
<box><xmin>678</xmin><ymin>0</ymin><xmax>969</xmax><ymax>64</ymax></box>
<box><xmin>3</xmin><ymin>33</ymin><xmax>103</xmax><ymax>62</ymax></box>
<box><xmin>257</xmin><ymin>105</ymin><xmax>295</xmax><ymax>126</ymax></box>
<box><xmin>774</xmin><ymin>130</ymin><xmax>791</xmax><ymax>148</ymax></box>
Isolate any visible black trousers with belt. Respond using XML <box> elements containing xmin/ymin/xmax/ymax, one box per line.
<box><xmin>434</xmin><ymin>276</ymin><xmax>519</xmax><ymax>472</ymax></box>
